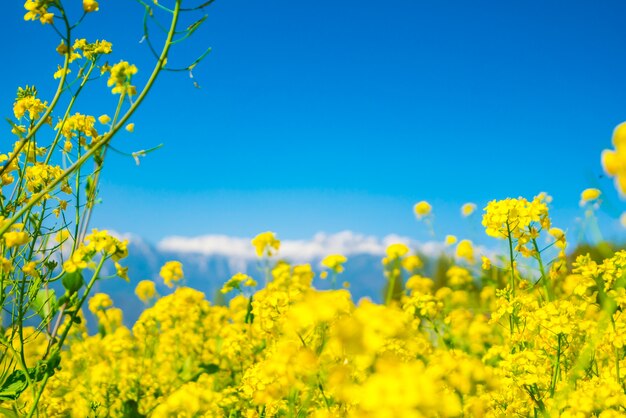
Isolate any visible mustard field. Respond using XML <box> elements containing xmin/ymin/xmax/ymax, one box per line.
<box><xmin>3</xmin><ymin>1</ymin><xmax>626</xmax><ymax>417</ymax></box>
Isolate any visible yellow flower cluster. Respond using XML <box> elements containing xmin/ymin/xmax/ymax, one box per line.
<box><xmin>63</xmin><ymin>229</ymin><xmax>128</xmax><ymax>275</ymax></box>
<box><xmin>73</xmin><ymin>38</ymin><xmax>112</xmax><ymax>61</ymax></box>
<box><xmin>251</xmin><ymin>231</ymin><xmax>281</xmax><ymax>257</ymax></box>
<box><xmin>5</xmin><ymin>220</ymin><xmax>626</xmax><ymax>418</ymax></box>
<box><xmin>107</xmin><ymin>61</ymin><xmax>138</xmax><ymax>95</ymax></box>
<box><xmin>13</xmin><ymin>94</ymin><xmax>47</xmax><ymax>120</ymax></box>
<box><xmin>55</xmin><ymin>113</ymin><xmax>99</xmax><ymax>141</ymax></box>
<box><xmin>24</xmin><ymin>0</ymin><xmax>54</xmax><ymax>24</ymax></box>
<box><xmin>160</xmin><ymin>260</ymin><xmax>184</xmax><ymax>288</ymax></box>
<box><xmin>221</xmin><ymin>272</ymin><xmax>257</xmax><ymax>294</ymax></box>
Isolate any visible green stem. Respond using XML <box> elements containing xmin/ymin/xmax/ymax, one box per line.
<box><xmin>506</xmin><ymin>221</ymin><xmax>516</xmax><ymax>296</ymax></box>
<box><xmin>531</xmin><ymin>237</ymin><xmax>551</xmax><ymax>301</ymax></box>
<box><xmin>26</xmin><ymin>255</ymin><xmax>107</xmax><ymax>418</ymax></box>
<box><xmin>550</xmin><ymin>333</ymin><xmax>562</xmax><ymax>396</ymax></box>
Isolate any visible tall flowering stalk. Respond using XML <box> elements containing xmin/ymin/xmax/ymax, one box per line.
<box><xmin>0</xmin><ymin>1</ymin><xmax>213</xmax><ymax>415</ymax></box>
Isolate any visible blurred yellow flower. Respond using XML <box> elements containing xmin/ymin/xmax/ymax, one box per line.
<box><xmin>601</xmin><ymin>122</ymin><xmax>626</xmax><ymax>195</ymax></box>
<box><xmin>251</xmin><ymin>231</ymin><xmax>280</xmax><ymax>257</ymax></box>
<box><xmin>98</xmin><ymin>114</ymin><xmax>111</xmax><ymax>124</ymax></box>
<box><xmin>481</xmin><ymin>256</ymin><xmax>491</xmax><ymax>270</ymax></box>
<box><xmin>88</xmin><ymin>293</ymin><xmax>113</xmax><ymax>314</ymax></box>
<box><xmin>580</xmin><ymin>188</ymin><xmax>601</xmax><ymax>203</ymax></box>
<box><xmin>444</xmin><ymin>235</ymin><xmax>457</xmax><ymax>246</ymax></box>
<box><xmin>413</xmin><ymin>201</ymin><xmax>432</xmax><ymax>219</ymax></box>
<box><xmin>135</xmin><ymin>280</ymin><xmax>156</xmax><ymax>303</ymax></box>
<box><xmin>455</xmin><ymin>239</ymin><xmax>474</xmax><ymax>263</ymax></box>
<box><xmin>160</xmin><ymin>261</ymin><xmax>184</xmax><ymax>288</ymax></box>
<box><xmin>321</xmin><ymin>254</ymin><xmax>348</xmax><ymax>274</ymax></box>
<box><xmin>461</xmin><ymin>202</ymin><xmax>476</xmax><ymax>217</ymax></box>
<box><xmin>125</xmin><ymin>123</ymin><xmax>135</xmax><ymax>133</ymax></box>
<box><xmin>386</xmin><ymin>243</ymin><xmax>409</xmax><ymax>259</ymax></box>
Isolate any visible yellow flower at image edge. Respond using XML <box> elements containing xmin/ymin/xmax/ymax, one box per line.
<box><xmin>160</xmin><ymin>261</ymin><xmax>184</xmax><ymax>288</ymax></box>
<box><xmin>251</xmin><ymin>231</ymin><xmax>280</xmax><ymax>257</ymax></box>
<box><xmin>413</xmin><ymin>201</ymin><xmax>432</xmax><ymax>219</ymax></box>
<box><xmin>83</xmin><ymin>0</ymin><xmax>99</xmax><ymax>13</ymax></box>
<box><xmin>24</xmin><ymin>0</ymin><xmax>54</xmax><ymax>24</ymax></box>
<box><xmin>601</xmin><ymin>122</ymin><xmax>626</xmax><ymax>195</ymax></box>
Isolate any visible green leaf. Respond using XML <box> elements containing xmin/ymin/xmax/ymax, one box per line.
<box><xmin>0</xmin><ymin>370</ymin><xmax>28</xmax><ymax>401</ymax></box>
<box><xmin>32</xmin><ymin>289</ymin><xmax>57</xmax><ymax>320</ymax></box>
<box><xmin>121</xmin><ymin>400</ymin><xmax>146</xmax><ymax>418</ymax></box>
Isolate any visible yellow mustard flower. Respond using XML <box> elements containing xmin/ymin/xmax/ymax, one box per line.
<box><xmin>455</xmin><ymin>239</ymin><xmax>474</xmax><ymax>263</ymax></box>
<box><xmin>251</xmin><ymin>231</ymin><xmax>280</xmax><ymax>257</ymax></box>
<box><xmin>461</xmin><ymin>202</ymin><xmax>477</xmax><ymax>217</ymax></box>
<box><xmin>481</xmin><ymin>256</ymin><xmax>491</xmax><ymax>270</ymax></box>
<box><xmin>88</xmin><ymin>293</ymin><xmax>113</xmax><ymax>314</ymax></box>
<box><xmin>601</xmin><ymin>122</ymin><xmax>626</xmax><ymax>195</ymax></box>
<box><xmin>385</xmin><ymin>243</ymin><xmax>409</xmax><ymax>259</ymax></box>
<box><xmin>444</xmin><ymin>234</ymin><xmax>458</xmax><ymax>246</ymax></box>
<box><xmin>160</xmin><ymin>260</ymin><xmax>184</xmax><ymax>288</ymax></box>
<box><xmin>135</xmin><ymin>280</ymin><xmax>157</xmax><ymax>303</ymax></box>
<box><xmin>580</xmin><ymin>188</ymin><xmax>601</xmax><ymax>204</ymax></box>
<box><xmin>413</xmin><ymin>201</ymin><xmax>432</xmax><ymax>219</ymax></box>
<box><xmin>83</xmin><ymin>0</ymin><xmax>99</xmax><ymax>13</ymax></box>
<box><xmin>107</xmin><ymin>61</ymin><xmax>138</xmax><ymax>95</ymax></box>
<box><xmin>24</xmin><ymin>0</ymin><xmax>54</xmax><ymax>24</ymax></box>
<box><xmin>321</xmin><ymin>254</ymin><xmax>348</xmax><ymax>274</ymax></box>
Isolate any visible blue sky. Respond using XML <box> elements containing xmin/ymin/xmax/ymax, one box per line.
<box><xmin>3</xmin><ymin>1</ymin><xmax>626</xmax><ymax>244</ymax></box>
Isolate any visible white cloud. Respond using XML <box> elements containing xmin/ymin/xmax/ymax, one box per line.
<box><xmin>157</xmin><ymin>230</ymin><xmax>447</xmax><ymax>263</ymax></box>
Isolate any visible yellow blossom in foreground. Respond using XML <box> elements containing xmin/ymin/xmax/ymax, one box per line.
<box><xmin>413</xmin><ymin>201</ymin><xmax>432</xmax><ymax>219</ymax></box>
<box><xmin>321</xmin><ymin>254</ymin><xmax>348</xmax><ymax>274</ymax></box>
<box><xmin>3</xmin><ymin>231</ymin><xmax>30</xmax><ymax>248</ymax></box>
<box><xmin>461</xmin><ymin>202</ymin><xmax>476</xmax><ymax>217</ymax></box>
<box><xmin>98</xmin><ymin>114</ymin><xmax>111</xmax><ymax>124</ymax></box>
<box><xmin>580</xmin><ymin>188</ymin><xmax>601</xmax><ymax>203</ymax></box>
<box><xmin>160</xmin><ymin>261</ymin><xmax>184</xmax><ymax>288</ymax></box>
<box><xmin>135</xmin><ymin>280</ymin><xmax>157</xmax><ymax>303</ymax></box>
<box><xmin>251</xmin><ymin>231</ymin><xmax>280</xmax><ymax>257</ymax></box>
<box><xmin>125</xmin><ymin>123</ymin><xmax>135</xmax><ymax>133</ymax></box>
